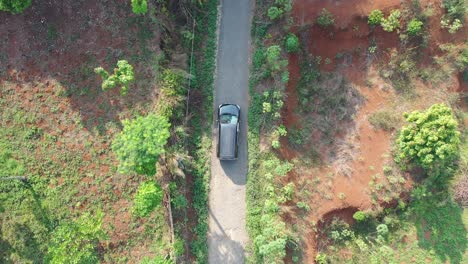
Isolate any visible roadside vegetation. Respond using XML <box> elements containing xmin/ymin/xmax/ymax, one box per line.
<box><xmin>0</xmin><ymin>0</ymin><xmax>218</xmax><ymax>263</ymax></box>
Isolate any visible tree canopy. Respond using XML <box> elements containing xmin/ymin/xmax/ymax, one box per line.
<box><xmin>112</xmin><ymin>114</ymin><xmax>170</xmax><ymax>176</ymax></box>
<box><xmin>396</xmin><ymin>103</ymin><xmax>460</xmax><ymax>170</ymax></box>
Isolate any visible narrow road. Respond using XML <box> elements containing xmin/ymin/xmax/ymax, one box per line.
<box><xmin>208</xmin><ymin>0</ymin><xmax>252</xmax><ymax>263</ymax></box>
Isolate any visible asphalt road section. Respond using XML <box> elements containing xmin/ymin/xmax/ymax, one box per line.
<box><xmin>208</xmin><ymin>0</ymin><xmax>252</xmax><ymax>263</ymax></box>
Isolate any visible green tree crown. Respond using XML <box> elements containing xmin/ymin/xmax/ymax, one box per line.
<box><xmin>396</xmin><ymin>103</ymin><xmax>461</xmax><ymax>170</ymax></box>
<box><xmin>112</xmin><ymin>114</ymin><xmax>170</xmax><ymax>176</ymax></box>
<box><xmin>133</xmin><ymin>181</ymin><xmax>164</xmax><ymax>217</ymax></box>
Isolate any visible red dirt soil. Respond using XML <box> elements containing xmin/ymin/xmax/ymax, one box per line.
<box><xmin>284</xmin><ymin>0</ymin><xmax>466</xmax><ymax>262</ymax></box>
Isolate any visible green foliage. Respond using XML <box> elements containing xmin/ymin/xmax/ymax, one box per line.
<box><xmin>133</xmin><ymin>181</ymin><xmax>163</xmax><ymax>217</ymax></box>
<box><xmin>353</xmin><ymin>211</ymin><xmax>367</xmax><ymax>222</ymax></box>
<box><xmin>441</xmin><ymin>18</ymin><xmax>463</xmax><ymax>34</ymax></box>
<box><xmin>0</xmin><ymin>142</ymin><xmax>25</xmax><ymax>176</ymax></box>
<box><xmin>442</xmin><ymin>0</ymin><xmax>466</xmax><ymax>21</ymax></box>
<box><xmin>412</xmin><ymin>192</ymin><xmax>467</xmax><ymax>263</ymax></box>
<box><xmin>440</xmin><ymin>0</ymin><xmax>464</xmax><ymax>34</ymax></box>
<box><xmin>396</xmin><ymin>104</ymin><xmax>460</xmax><ymax>171</ymax></box>
<box><xmin>94</xmin><ymin>60</ymin><xmax>135</xmax><ymax>95</ymax></box>
<box><xmin>266</xmin><ymin>45</ymin><xmax>283</xmax><ymax>71</ymax></box>
<box><xmin>254</xmin><ymin>214</ymin><xmax>287</xmax><ymax>263</ymax></box>
<box><xmin>0</xmin><ymin>0</ymin><xmax>31</xmax><ymax>14</ymax></box>
<box><xmin>285</xmin><ymin>33</ymin><xmax>300</xmax><ymax>53</ymax></box>
<box><xmin>381</xmin><ymin>10</ymin><xmax>401</xmax><ymax>32</ymax></box>
<box><xmin>157</xmin><ymin>69</ymin><xmax>187</xmax><ymax>119</ymax></box>
<box><xmin>368</xmin><ymin>10</ymin><xmax>384</xmax><ymax>26</ymax></box>
<box><xmin>131</xmin><ymin>0</ymin><xmax>148</xmax><ymax>15</ymax></box>
<box><xmin>315</xmin><ymin>253</ymin><xmax>328</xmax><ymax>264</ymax></box>
<box><xmin>316</xmin><ymin>8</ymin><xmax>335</xmax><ymax>27</ymax></box>
<box><xmin>46</xmin><ymin>212</ymin><xmax>106</xmax><ymax>264</ymax></box>
<box><xmin>267</xmin><ymin>0</ymin><xmax>292</xmax><ymax>20</ymax></box>
<box><xmin>267</xmin><ymin>6</ymin><xmax>283</xmax><ymax>20</ymax></box>
<box><xmin>189</xmin><ymin>0</ymin><xmax>219</xmax><ymax>261</ymax></box>
<box><xmin>112</xmin><ymin>114</ymin><xmax>170</xmax><ymax>176</ymax></box>
<box><xmin>407</xmin><ymin>19</ymin><xmax>424</xmax><ymax>35</ymax></box>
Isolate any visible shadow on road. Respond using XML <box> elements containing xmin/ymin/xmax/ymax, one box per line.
<box><xmin>208</xmin><ymin>208</ymin><xmax>245</xmax><ymax>263</ymax></box>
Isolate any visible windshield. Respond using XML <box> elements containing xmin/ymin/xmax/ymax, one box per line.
<box><xmin>220</xmin><ymin>114</ymin><xmax>238</xmax><ymax>124</ymax></box>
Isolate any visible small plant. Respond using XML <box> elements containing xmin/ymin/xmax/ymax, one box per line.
<box><xmin>297</xmin><ymin>201</ymin><xmax>311</xmax><ymax>211</ymax></box>
<box><xmin>0</xmin><ymin>0</ymin><xmax>31</xmax><ymax>14</ymax></box>
<box><xmin>266</xmin><ymin>45</ymin><xmax>283</xmax><ymax>71</ymax></box>
<box><xmin>353</xmin><ymin>211</ymin><xmax>367</xmax><ymax>222</ymax></box>
<box><xmin>381</xmin><ymin>10</ymin><xmax>401</xmax><ymax>32</ymax></box>
<box><xmin>315</xmin><ymin>252</ymin><xmax>328</xmax><ymax>264</ymax></box>
<box><xmin>267</xmin><ymin>6</ymin><xmax>283</xmax><ymax>20</ymax></box>
<box><xmin>368</xmin><ymin>110</ymin><xmax>399</xmax><ymax>131</ymax></box>
<box><xmin>285</xmin><ymin>33</ymin><xmax>300</xmax><ymax>53</ymax></box>
<box><xmin>441</xmin><ymin>18</ymin><xmax>463</xmax><ymax>33</ymax></box>
<box><xmin>316</xmin><ymin>8</ymin><xmax>335</xmax><ymax>27</ymax></box>
<box><xmin>338</xmin><ymin>192</ymin><xmax>346</xmax><ymax>200</ymax></box>
<box><xmin>368</xmin><ymin>9</ymin><xmax>384</xmax><ymax>26</ymax></box>
<box><xmin>94</xmin><ymin>60</ymin><xmax>135</xmax><ymax>95</ymax></box>
<box><xmin>131</xmin><ymin>0</ymin><xmax>147</xmax><ymax>15</ymax></box>
<box><xmin>133</xmin><ymin>181</ymin><xmax>164</xmax><ymax>217</ymax></box>
<box><xmin>407</xmin><ymin>19</ymin><xmax>424</xmax><ymax>35</ymax></box>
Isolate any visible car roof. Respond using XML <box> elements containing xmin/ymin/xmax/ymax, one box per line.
<box><xmin>219</xmin><ymin>104</ymin><xmax>240</xmax><ymax>116</ymax></box>
<box><xmin>219</xmin><ymin>123</ymin><xmax>237</xmax><ymax>159</ymax></box>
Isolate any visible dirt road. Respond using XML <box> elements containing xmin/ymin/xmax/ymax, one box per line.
<box><xmin>208</xmin><ymin>0</ymin><xmax>252</xmax><ymax>263</ymax></box>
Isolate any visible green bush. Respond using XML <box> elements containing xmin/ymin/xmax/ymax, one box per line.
<box><xmin>112</xmin><ymin>114</ymin><xmax>170</xmax><ymax>175</ymax></box>
<box><xmin>285</xmin><ymin>33</ymin><xmax>300</xmax><ymax>53</ymax></box>
<box><xmin>316</xmin><ymin>253</ymin><xmax>328</xmax><ymax>264</ymax></box>
<box><xmin>316</xmin><ymin>8</ymin><xmax>335</xmax><ymax>27</ymax></box>
<box><xmin>94</xmin><ymin>60</ymin><xmax>135</xmax><ymax>95</ymax></box>
<box><xmin>267</xmin><ymin>6</ymin><xmax>283</xmax><ymax>20</ymax></box>
<box><xmin>442</xmin><ymin>0</ymin><xmax>466</xmax><ymax>21</ymax></box>
<box><xmin>46</xmin><ymin>212</ymin><xmax>106</xmax><ymax>264</ymax></box>
<box><xmin>266</xmin><ymin>45</ymin><xmax>287</xmax><ymax>72</ymax></box>
<box><xmin>368</xmin><ymin>10</ymin><xmax>384</xmax><ymax>26</ymax></box>
<box><xmin>381</xmin><ymin>10</ymin><xmax>401</xmax><ymax>32</ymax></box>
<box><xmin>353</xmin><ymin>211</ymin><xmax>367</xmax><ymax>222</ymax></box>
<box><xmin>133</xmin><ymin>181</ymin><xmax>164</xmax><ymax>217</ymax></box>
<box><xmin>396</xmin><ymin>103</ymin><xmax>461</xmax><ymax>171</ymax></box>
<box><xmin>0</xmin><ymin>0</ymin><xmax>31</xmax><ymax>14</ymax></box>
<box><xmin>407</xmin><ymin>19</ymin><xmax>424</xmax><ymax>35</ymax></box>
<box><xmin>131</xmin><ymin>0</ymin><xmax>147</xmax><ymax>14</ymax></box>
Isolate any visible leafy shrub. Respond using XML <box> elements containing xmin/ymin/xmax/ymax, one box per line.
<box><xmin>353</xmin><ymin>211</ymin><xmax>367</xmax><ymax>222</ymax></box>
<box><xmin>442</xmin><ymin>0</ymin><xmax>466</xmax><ymax>21</ymax></box>
<box><xmin>315</xmin><ymin>253</ymin><xmax>328</xmax><ymax>264</ymax></box>
<box><xmin>396</xmin><ymin>104</ymin><xmax>460</xmax><ymax>170</ymax></box>
<box><xmin>267</xmin><ymin>6</ymin><xmax>283</xmax><ymax>20</ymax></box>
<box><xmin>131</xmin><ymin>0</ymin><xmax>147</xmax><ymax>14</ymax></box>
<box><xmin>381</xmin><ymin>10</ymin><xmax>401</xmax><ymax>32</ymax></box>
<box><xmin>46</xmin><ymin>212</ymin><xmax>106</xmax><ymax>264</ymax></box>
<box><xmin>0</xmin><ymin>142</ymin><xmax>25</xmax><ymax>176</ymax></box>
<box><xmin>368</xmin><ymin>10</ymin><xmax>384</xmax><ymax>26</ymax></box>
<box><xmin>157</xmin><ymin>69</ymin><xmax>187</xmax><ymax>119</ymax></box>
<box><xmin>441</xmin><ymin>18</ymin><xmax>463</xmax><ymax>33</ymax></box>
<box><xmin>316</xmin><ymin>8</ymin><xmax>335</xmax><ymax>27</ymax></box>
<box><xmin>376</xmin><ymin>224</ymin><xmax>389</xmax><ymax>236</ymax></box>
<box><xmin>275</xmin><ymin>0</ymin><xmax>292</xmax><ymax>12</ymax></box>
<box><xmin>254</xmin><ymin>214</ymin><xmax>287</xmax><ymax>263</ymax></box>
<box><xmin>94</xmin><ymin>60</ymin><xmax>135</xmax><ymax>95</ymax></box>
<box><xmin>112</xmin><ymin>114</ymin><xmax>170</xmax><ymax>175</ymax></box>
<box><xmin>407</xmin><ymin>19</ymin><xmax>424</xmax><ymax>35</ymax></box>
<box><xmin>296</xmin><ymin>201</ymin><xmax>310</xmax><ymax>211</ymax></box>
<box><xmin>285</xmin><ymin>33</ymin><xmax>300</xmax><ymax>53</ymax></box>
<box><xmin>133</xmin><ymin>181</ymin><xmax>163</xmax><ymax>217</ymax></box>
<box><xmin>266</xmin><ymin>45</ymin><xmax>282</xmax><ymax>71</ymax></box>
<box><xmin>0</xmin><ymin>0</ymin><xmax>31</xmax><ymax>14</ymax></box>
